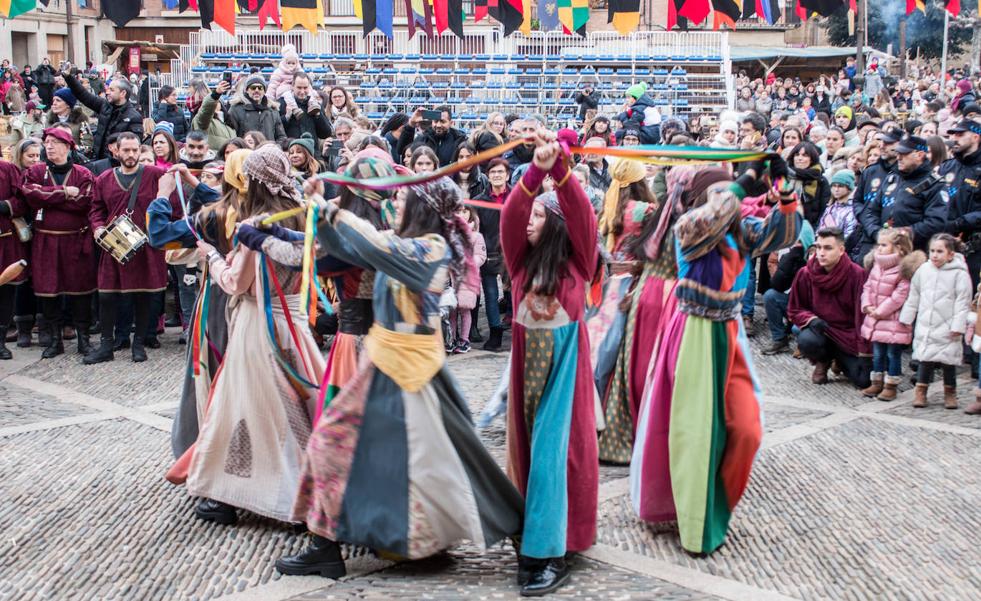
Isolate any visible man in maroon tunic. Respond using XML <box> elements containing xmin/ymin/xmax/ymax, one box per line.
<box><xmin>85</xmin><ymin>132</ymin><xmax>179</xmax><ymax>364</ymax></box>
<box><xmin>22</xmin><ymin>128</ymin><xmax>98</xmax><ymax>358</ymax></box>
<box><xmin>0</xmin><ymin>158</ymin><xmax>28</xmax><ymax>360</ymax></box>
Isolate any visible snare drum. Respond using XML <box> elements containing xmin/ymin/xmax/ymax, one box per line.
<box><xmin>96</xmin><ymin>213</ymin><xmax>148</xmax><ymax>265</ymax></box>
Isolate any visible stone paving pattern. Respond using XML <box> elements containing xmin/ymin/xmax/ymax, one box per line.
<box><xmin>2</xmin><ymin>309</ymin><xmax>981</xmax><ymax>600</ymax></box>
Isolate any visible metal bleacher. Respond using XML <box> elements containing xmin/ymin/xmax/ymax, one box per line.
<box><xmin>169</xmin><ymin>28</ymin><xmax>734</xmax><ymax>131</ymax></box>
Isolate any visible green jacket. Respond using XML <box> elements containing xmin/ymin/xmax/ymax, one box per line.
<box><xmin>192</xmin><ymin>93</ymin><xmax>236</xmax><ymax>151</ymax></box>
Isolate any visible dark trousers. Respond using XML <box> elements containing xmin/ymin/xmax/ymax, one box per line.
<box><xmin>14</xmin><ymin>279</ymin><xmax>36</xmax><ymax>318</ymax></box>
<box><xmin>100</xmin><ymin>292</ymin><xmax>152</xmax><ymax>346</ymax></box>
<box><xmin>797</xmin><ymin>325</ymin><xmax>872</xmax><ymax>388</ymax></box>
<box><xmin>0</xmin><ymin>285</ymin><xmax>14</xmax><ymax>327</ymax></box>
<box><xmin>481</xmin><ymin>273</ymin><xmax>501</xmax><ymax>329</ymax></box>
<box><xmin>40</xmin><ymin>294</ymin><xmax>92</xmax><ymax>330</ymax></box>
<box><xmin>763</xmin><ymin>289</ymin><xmax>790</xmax><ymax>342</ymax></box>
<box><xmin>917</xmin><ymin>362</ymin><xmax>956</xmax><ymax>386</ymax></box>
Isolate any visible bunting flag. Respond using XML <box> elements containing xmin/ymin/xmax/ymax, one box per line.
<box><xmin>185</xmin><ymin>0</ymin><xmax>198</xmax><ymax>11</ymax></box>
<box><xmin>1</xmin><ymin>0</ymin><xmax>35</xmax><ymax>16</ymax></box>
<box><xmin>257</xmin><ymin>0</ymin><xmax>281</xmax><ymax>28</ymax></box>
<box><xmin>678</xmin><ymin>0</ymin><xmax>711</xmax><ymax>25</ymax></box>
<box><xmin>539</xmin><ymin>0</ymin><xmax>560</xmax><ymax>30</ymax></box>
<box><xmin>405</xmin><ymin>0</ymin><xmax>434</xmax><ymax>37</ymax></box>
<box><xmin>946</xmin><ymin>0</ymin><xmax>959</xmax><ymax>15</ymax></box>
<box><xmin>794</xmin><ymin>0</ymin><xmax>806</xmax><ymax>19</ymax></box>
<box><xmin>102</xmin><ymin>0</ymin><xmax>140</xmax><ymax>26</ymax></box>
<box><xmin>520</xmin><ymin>0</ymin><xmax>532</xmax><ymax>34</ymax></box>
<box><xmin>666</xmin><ymin>0</ymin><xmax>684</xmax><ymax>29</ymax></box>
<box><xmin>163</xmin><ymin>0</ymin><xmax>180</xmax><ymax>8</ymax></box>
<box><xmin>557</xmin><ymin>0</ymin><xmax>589</xmax><ymax>33</ymax></box>
<box><xmin>197</xmin><ymin>0</ymin><xmax>215</xmax><ymax>28</ymax></box>
<box><xmin>214</xmin><ymin>0</ymin><xmax>236</xmax><ymax>33</ymax></box>
<box><xmin>475</xmin><ymin>0</ymin><xmax>487</xmax><ymax>20</ymax></box>
<box><xmin>608</xmin><ymin>0</ymin><xmax>640</xmax><ymax>34</ymax></box>
<box><xmin>755</xmin><ymin>0</ymin><xmax>779</xmax><ymax>23</ymax></box>
<box><xmin>488</xmin><ymin>0</ymin><xmax>522</xmax><ymax>35</ymax></box>
<box><xmin>799</xmin><ymin>0</ymin><xmax>843</xmax><ymax>16</ymax></box>
<box><xmin>711</xmin><ymin>0</ymin><xmax>741</xmax><ymax>28</ymax></box>
<box><xmin>905</xmin><ymin>0</ymin><xmax>924</xmax><ymax>13</ymax></box>
<box><xmin>281</xmin><ymin>0</ymin><xmax>322</xmax><ymax>33</ymax></box>
<box><xmin>434</xmin><ymin>0</ymin><xmax>463</xmax><ymax>36</ymax></box>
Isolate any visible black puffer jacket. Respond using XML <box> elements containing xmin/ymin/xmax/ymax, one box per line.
<box><xmin>64</xmin><ymin>73</ymin><xmax>143</xmax><ymax>160</ymax></box>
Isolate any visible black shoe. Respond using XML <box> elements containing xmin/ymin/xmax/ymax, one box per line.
<box><xmin>88</xmin><ymin>321</ymin><xmax>101</xmax><ymax>335</ymax></box>
<box><xmin>0</xmin><ymin>337</ymin><xmax>11</xmax><ymax>360</ymax></box>
<box><xmin>275</xmin><ymin>535</ymin><xmax>347</xmax><ymax>578</ymax></box>
<box><xmin>520</xmin><ymin>558</ymin><xmax>570</xmax><ymax>597</ymax></box>
<box><xmin>132</xmin><ymin>341</ymin><xmax>148</xmax><ymax>363</ymax></box>
<box><xmin>195</xmin><ymin>498</ymin><xmax>237</xmax><ymax>525</ymax></box>
<box><xmin>483</xmin><ymin>326</ymin><xmax>504</xmax><ymax>353</ymax></box>
<box><xmin>144</xmin><ymin>336</ymin><xmax>161</xmax><ymax>349</ymax></box>
<box><xmin>41</xmin><ymin>325</ymin><xmax>64</xmax><ymax>359</ymax></box>
<box><xmin>761</xmin><ymin>338</ymin><xmax>790</xmax><ymax>355</ymax></box>
<box><xmin>517</xmin><ymin>555</ymin><xmax>545</xmax><ymax>587</ymax></box>
<box><xmin>14</xmin><ymin>316</ymin><xmax>32</xmax><ymax>348</ymax></box>
<box><xmin>83</xmin><ymin>340</ymin><xmax>115</xmax><ymax>365</ymax></box>
<box><xmin>113</xmin><ymin>338</ymin><xmax>130</xmax><ymax>351</ymax></box>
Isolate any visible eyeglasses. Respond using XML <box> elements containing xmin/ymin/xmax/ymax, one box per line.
<box><xmin>248</xmin><ymin>85</ymin><xmax>265</xmax><ymax>91</ymax></box>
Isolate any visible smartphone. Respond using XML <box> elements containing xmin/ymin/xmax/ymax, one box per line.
<box><xmin>422</xmin><ymin>110</ymin><xmax>442</xmax><ymax>121</ymax></box>
<box><xmin>330</xmin><ymin>140</ymin><xmax>343</xmax><ymax>151</ymax></box>
<box><xmin>222</xmin><ymin>71</ymin><xmax>233</xmax><ymax>84</ymax></box>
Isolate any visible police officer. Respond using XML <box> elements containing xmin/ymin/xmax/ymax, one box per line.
<box><xmin>872</xmin><ymin>135</ymin><xmax>948</xmax><ymax>251</ymax></box>
<box><xmin>853</xmin><ymin>126</ymin><xmax>903</xmax><ymax>260</ymax></box>
<box><xmin>942</xmin><ymin>119</ymin><xmax>981</xmax><ymax>289</ymax></box>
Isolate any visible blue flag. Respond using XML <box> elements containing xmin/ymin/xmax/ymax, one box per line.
<box><xmin>538</xmin><ymin>0</ymin><xmax>559</xmax><ymax>30</ymax></box>
<box><xmin>163</xmin><ymin>0</ymin><xmax>179</xmax><ymax>7</ymax></box>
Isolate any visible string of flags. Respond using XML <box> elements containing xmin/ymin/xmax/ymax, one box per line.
<box><xmin>0</xmin><ymin>0</ymin><xmax>967</xmax><ymax>38</ymax></box>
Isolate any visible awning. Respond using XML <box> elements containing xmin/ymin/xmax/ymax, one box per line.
<box><xmin>730</xmin><ymin>46</ymin><xmax>894</xmax><ymax>74</ymax></box>
<box><xmin>101</xmin><ymin>40</ymin><xmax>182</xmax><ymax>65</ymax></box>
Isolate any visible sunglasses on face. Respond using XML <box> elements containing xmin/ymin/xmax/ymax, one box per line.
<box><xmin>248</xmin><ymin>85</ymin><xmax>265</xmax><ymax>91</ymax></box>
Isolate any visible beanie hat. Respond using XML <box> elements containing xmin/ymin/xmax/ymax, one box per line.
<box><xmin>831</xmin><ymin>169</ymin><xmax>856</xmax><ymax>190</ymax></box>
<box><xmin>53</xmin><ymin>87</ymin><xmax>76</xmax><ymax>109</ymax></box>
<box><xmin>244</xmin><ymin>76</ymin><xmax>266</xmax><ymax>91</ymax></box>
<box><xmin>626</xmin><ymin>82</ymin><xmax>648</xmax><ymax>100</ymax></box>
<box><xmin>835</xmin><ymin>106</ymin><xmax>853</xmax><ymax>120</ymax></box>
<box><xmin>282</xmin><ymin>43</ymin><xmax>299</xmax><ymax>63</ymax></box>
<box><xmin>153</xmin><ymin>121</ymin><xmax>175</xmax><ymax>136</ymax></box>
<box><xmin>42</xmin><ymin>127</ymin><xmax>76</xmax><ymax>149</ymax></box>
<box><xmin>719</xmin><ymin>120</ymin><xmax>738</xmax><ymax>135</ymax></box>
<box><xmin>288</xmin><ymin>132</ymin><xmax>316</xmax><ymax>157</ymax></box>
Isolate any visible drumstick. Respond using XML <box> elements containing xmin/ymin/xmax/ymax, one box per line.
<box><xmin>0</xmin><ymin>259</ymin><xmax>27</xmax><ymax>286</ymax></box>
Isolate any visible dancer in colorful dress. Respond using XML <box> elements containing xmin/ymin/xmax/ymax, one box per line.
<box><xmin>278</xmin><ymin>176</ymin><xmax>522</xmax><ymax>578</ymax></box>
<box><xmin>630</xmin><ymin>160</ymin><xmax>801</xmax><ymax>555</ymax></box>
<box><xmin>588</xmin><ymin>158</ymin><xmax>656</xmax><ymax>464</ymax></box>
<box><xmin>502</xmin><ymin>131</ymin><xmax>598</xmax><ymax>595</ymax></box>
<box><xmin>170</xmin><ymin>145</ymin><xmax>323</xmax><ymax>526</ymax></box>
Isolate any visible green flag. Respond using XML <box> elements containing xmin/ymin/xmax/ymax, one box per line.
<box><xmin>7</xmin><ymin>0</ymin><xmax>37</xmax><ymax>18</ymax></box>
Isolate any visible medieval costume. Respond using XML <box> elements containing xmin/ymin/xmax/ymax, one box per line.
<box><xmin>21</xmin><ymin>128</ymin><xmax>98</xmax><ymax>358</ymax></box>
<box><xmin>286</xmin><ymin>177</ymin><xmax>522</xmax><ymax>574</ymax></box>
<box><xmin>630</xmin><ymin>167</ymin><xmax>801</xmax><ymax>554</ymax></box>
<box><xmin>0</xmin><ymin>160</ymin><xmax>28</xmax><ymax>359</ymax></box>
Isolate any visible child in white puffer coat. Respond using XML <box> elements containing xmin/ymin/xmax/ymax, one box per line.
<box><xmin>900</xmin><ymin>233</ymin><xmax>972</xmax><ymax>410</ymax></box>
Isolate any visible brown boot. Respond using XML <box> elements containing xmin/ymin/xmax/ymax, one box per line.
<box><xmin>862</xmin><ymin>372</ymin><xmax>884</xmax><ymax>397</ymax></box>
<box><xmin>876</xmin><ymin>375</ymin><xmax>900</xmax><ymax>402</ymax></box>
<box><xmin>912</xmin><ymin>383</ymin><xmax>929</xmax><ymax>408</ymax></box>
<box><xmin>965</xmin><ymin>390</ymin><xmax>981</xmax><ymax>415</ymax></box>
<box><xmin>944</xmin><ymin>385</ymin><xmax>958</xmax><ymax>410</ymax></box>
<box><xmin>812</xmin><ymin>361</ymin><xmax>829</xmax><ymax>385</ymax></box>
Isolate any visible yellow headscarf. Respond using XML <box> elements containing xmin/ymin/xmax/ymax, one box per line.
<box><xmin>598</xmin><ymin>158</ymin><xmax>647</xmax><ymax>250</ymax></box>
<box><xmin>224</xmin><ymin>148</ymin><xmax>253</xmax><ymax>194</ymax></box>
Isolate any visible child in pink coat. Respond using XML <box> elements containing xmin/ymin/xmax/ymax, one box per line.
<box><xmin>267</xmin><ymin>43</ymin><xmax>301</xmax><ymax>117</ymax></box>
<box><xmin>860</xmin><ymin>228</ymin><xmax>925</xmax><ymax>401</ymax></box>
<box><xmin>449</xmin><ymin>206</ymin><xmax>486</xmax><ymax>354</ymax></box>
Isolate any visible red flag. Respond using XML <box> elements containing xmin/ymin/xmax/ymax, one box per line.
<box><xmin>946</xmin><ymin>0</ymin><xmax>960</xmax><ymax>14</ymax></box>
<box><xmin>257</xmin><ymin>0</ymin><xmax>280</xmax><ymax>28</ymax></box>
<box><xmin>434</xmin><ymin>0</ymin><xmax>448</xmax><ymax>32</ymax></box>
<box><xmin>678</xmin><ymin>0</ymin><xmax>710</xmax><ymax>25</ymax></box>
<box><xmin>188</xmin><ymin>0</ymin><xmax>198</xmax><ymax>9</ymax></box>
<box><xmin>795</xmin><ymin>0</ymin><xmax>806</xmax><ymax>19</ymax></box>
<box><xmin>214</xmin><ymin>0</ymin><xmax>235</xmax><ymax>33</ymax></box>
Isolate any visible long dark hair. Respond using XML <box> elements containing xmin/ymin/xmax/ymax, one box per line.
<box><xmin>399</xmin><ymin>186</ymin><xmax>471</xmax><ymax>285</ymax></box>
<box><xmin>523</xmin><ymin>205</ymin><xmax>571</xmax><ymax>296</ymax></box>
<box><xmin>337</xmin><ymin>186</ymin><xmax>384</xmax><ymax>229</ymax></box>
<box><xmin>240</xmin><ymin>180</ymin><xmax>305</xmax><ymax>232</ymax></box>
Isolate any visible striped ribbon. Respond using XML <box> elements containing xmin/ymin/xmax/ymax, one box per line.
<box><xmin>259</xmin><ymin>255</ymin><xmax>320</xmax><ymax>390</ymax></box>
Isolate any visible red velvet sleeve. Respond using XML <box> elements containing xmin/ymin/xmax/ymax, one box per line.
<box><xmin>88</xmin><ymin>173</ymin><xmax>109</xmax><ymax>231</ymax></box>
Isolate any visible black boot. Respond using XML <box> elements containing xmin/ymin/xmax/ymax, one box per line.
<box><xmin>517</xmin><ymin>555</ymin><xmax>545</xmax><ymax>587</ymax></box>
<box><xmin>275</xmin><ymin>535</ymin><xmax>347</xmax><ymax>578</ymax></box>
<box><xmin>195</xmin><ymin>498</ymin><xmax>237</xmax><ymax>525</ymax></box>
<box><xmin>0</xmin><ymin>328</ymin><xmax>11</xmax><ymax>360</ymax></box>
<box><xmin>131</xmin><ymin>338</ymin><xmax>147</xmax><ymax>363</ymax></box>
<box><xmin>14</xmin><ymin>315</ymin><xmax>32</xmax><ymax>347</ymax></box>
<box><xmin>75</xmin><ymin>323</ymin><xmax>92</xmax><ymax>355</ymax></box>
<box><xmin>520</xmin><ymin>557</ymin><xmax>570</xmax><ymax>597</ymax></box>
<box><xmin>36</xmin><ymin>315</ymin><xmax>52</xmax><ymax>348</ymax></box>
<box><xmin>41</xmin><ymin>323</ymin><xmax>64</xmax><ymax>359</ymax></box>
<box><xmin>483</xmin><ymin>326</ymin><xmax>504</xmax><ymax>352</ymax></box>
<box><xmin>83</xmin><ymin>338</ymin><xmax>115</xmax><ymax>365</ymax></box>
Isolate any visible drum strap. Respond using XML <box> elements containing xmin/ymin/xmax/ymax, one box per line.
<box><xmin>123</xmin><ymin>166</ymin><xmax>144</xmax><ymax>215</ymax></box>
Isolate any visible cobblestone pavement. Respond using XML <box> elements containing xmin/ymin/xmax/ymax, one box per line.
<box><xmin>2</xmin><ymin>315</ymin><xmax>980</xmax><ymax>601</ymax></box>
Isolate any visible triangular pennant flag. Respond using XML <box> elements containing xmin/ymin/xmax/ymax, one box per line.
<box><xmin>377</xmin><ymin>0</ymin><xmax>394</xmax><ymax>36</ymax></box>
<box><xmin>101</xmin><ymin>0</ymin><xmax>139</xmax><ymax>26</ymax></box>
<box><xmin>757</xmin><ymin>0</ymin><xmax>780</xmax><ymax>23</ymax></box>
<box><xmin>163</xmin><ymin>0</ymin><xmax>180</xmax><ymax>8</ymax></box>
<box><xmin>215</xmin><ymin>0</ymin><xmax>236</xmax><ymax>33</ymax></box>
<box><xmin>447</xmin><ymin>0</ymin><xmax>463</xmax><ymax>37</ymax></box>
<box><xmin>711</xmin><ymin>0</ymin><xmax>741</xmax><ymax>29</ymax></box>
<box><xmin>608</xmin><ymin>0</ymin><xmax>640</xmax><ymax>34</ymax></box>
<box><xmin>281</xmin><ymin>0</ymin><xmax>322</xmax><ymax>33</ymax></box>
<box><xmin>488</xmin><ymin>0</ymin><xmax>522</xmax><ymax>35</ymax></box>
<box><xmin>557</xmin><ymin>0</ymin><xmax>588</xmax><ymax>32</ymax></box>
<box><xmin>667</xmin><ymin>0</ymin><xmax>684</xmax><ymax>29</ymax></box>
<box><xmin>434</xmin><ymin>0</ymin><xmax>447</xmax><ymax>32</ymax></box>
<box><xmin>198</xmin><ymin>0</ymin><xmax>215</xmax><ymax>28</ymax></box>
<box><xmin>474</xmin><ymin>0</ymin><xmax>487</xmax><ymax>20</ymax></box>
<box><xmin>359</xmin><ymin>0</ymin><xmax>376</xmax><ymax>35</ymax></box>
<box><xmin>678</xmin><ymin>0</ymin><xmax>711</xmax><ymax>25</ymax></box>
<box><xmin>7</xmin><ymin>0</ymin><xmax>35</xmax><ymax>17</ymax></box>
<box><xmin>946</xmin><ymin>0</ymin><xmax>960</xmax><ymax>14</ymax></box>
<box><xmin>794</xmin><ymin>0</ymin><xmax>806</xmax><ymax>19</ymax></box>
<box><xmin>257</xmin><ymin>0</ymin><xmax>281</xmax><ymax>28</ymax></box>
<box><xmin>520</xmin><ymin>0</ymin><xmax>531</xmax><ymax>34</ymax></box>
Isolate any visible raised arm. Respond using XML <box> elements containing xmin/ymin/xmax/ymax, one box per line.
<box><xmin>64</xmin><ymin>73</ymin><xmax>106</xmax><ymax>115</ymax></box>
<box><xmin>207</xmin><ymin>246</ymin><xmax>257</xmax><ymax>296</ymax></box>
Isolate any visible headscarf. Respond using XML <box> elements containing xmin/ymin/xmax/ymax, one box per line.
<box><xmin>645</xmin><ymin>164</ymin><xmax>706</xmax><ymax>260</ymax></box>
<box><xmin>407</xmin><ymin>177</ymin><xmax>470</xmax><ymax>285</ymax></box>
<box><xmin>243</xmin><ymin>144</ymin><xmax>300</xmax><ymax>202</ymax></box>
<box><xmin>536</xmin><ymin>191</ymin><xmax>564</xmax><ymax>220</ymax></box>
<box><xmin>344</xmin><ymin>155</ymin><xmax>396</xmax><ymax>205</ymax></box>
<box><xmin>599</xmin><ymin>158</ymin><xmax>646</xmax><ymax>249</ymax></box>
<box><xmin>688</xmin><ymin>167</ymin><xmax>732</xmax><ymax>208</ymax></box>
<box><xmin>224</xmin><ymin>148</ymin><xmax>252</xmax><ymax>194</ymax></box>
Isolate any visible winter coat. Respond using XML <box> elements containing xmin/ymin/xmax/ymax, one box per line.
<box><xmin>226</xmin><ymin>94</ymin><xmax>286</xmax><ymax>141</ymax></box>
<box><xmin>34</xmin><ymin>64</ymin><xmax>55</xmax><ymax>86</ymax></box>
<box><xmin>735</xmin><ymin>96</ymin><xmax>755</xmax><ymax>112</ymax></box>
<box><xmin>860</xmin><ymin>251</ymin><xmax>925</xmax><ymax>345</ymax></box>
<box><xmin>152</xmin><ymin>102</ymin><xmax>189</xmax><ymax>142</ymax></box>
<box><xmin>191</xmin><ymin>92</ymin><xmax>237</xmax><ymax>150</ymax></box>
<box><xmin>64</xmin><ymin>73</ymin><xmax>143</xmax><ymax>160</ymax></box>
<box><xmin>900</xmin><ymin>255</ymin><xmax>973</xmax><ymax>365</ymax></box>
<box><xmin>754</xmin><ymin>95</ymin><xmax>772</xmax><ymax>117</ymax></box>
<box><xmin>616</xmin><ymin>94</ymin><xmax>661</xmax><ymax>144</ymax></box>
<box><xmin>46</xmin><ymin>106</ymin><xmax>92</xmax><ymax>152</ymax></box>
<box><xmin>416</xmin><ymin>127</ymin><xmax>468</xmax><ymax>167</ymax></box>
<box><xmin>280</xmin><ymin>96</ymin><xmax>333</xmax><ymax>159</ymax></box>
<box><xmin>455</xmin><ymin>228</ymin><xmax>487</xmax><ymax>310</ymax></box>
<box><xmin>788</xmin><ymin>255</ymin><xmax>870</xmax><ymax>356</ymax></box>
<box><xmin>266</xmin><ymin>65</ymin><xmax>295</xmax><ymax>103</ymax></box>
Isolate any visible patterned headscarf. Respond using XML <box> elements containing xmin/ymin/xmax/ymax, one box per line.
<box><xmin>599</xmin><ymin>158</ymin><xmax>647</xmax><ymax>248</ymax></box>
<box><xmin>407</xmin><ymin>177</ymin><xmax>471</xmax><ymax>286</ymax></box>
<box><xmin>535</xmin><ymin>191</ymin><xmax>564</xmax><ymax>220</ymax></box>
<box><xmin>224</xmin><ymin>148</ymin><xmax>252</xmax><ymax>194</ymax></box>
<box><xmin>344</xmin><ymin>155</ymin><xmax>396</xmax><ymax>205</ymax></box>
<box><xmin>243</xmin><ymin>144</ymin><xmax>300</xmax><ymax>202</ymax></box>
